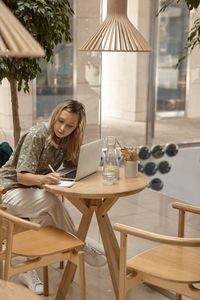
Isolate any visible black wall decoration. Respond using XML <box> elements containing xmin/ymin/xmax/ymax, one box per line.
<box><xmin>138</xmin><ymin>144</ymin><xmax>178</xmax><ymax>191</ymax></box>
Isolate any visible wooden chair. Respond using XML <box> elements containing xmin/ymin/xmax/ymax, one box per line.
<box><xmin>0</xmin><ymin>187</ymin><xmax>6</xmax><ymax>204</ymax></box>
<box><xmin>0</xmin><ymin>186</ymin><xmax>65</xmax><ymax>284</ymax></box>
<box><xmin>0</xmin><ymin>208</ymin><xmax>86</xmax><ymax>299</ymax></box>
<box><xmin>114</xmin><ymin>201</ymin><xmax>200</xmax><ymax>300</ymax></box>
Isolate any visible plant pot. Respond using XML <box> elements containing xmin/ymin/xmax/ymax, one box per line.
<box><xmin>124</xmin><ymin>160</ymin><xmax>138</xmax><ymax>178</ymax></box>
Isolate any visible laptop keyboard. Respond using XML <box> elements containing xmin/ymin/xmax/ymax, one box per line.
<box><xmin>61</xmin><ymin>169</ymin><xmax>77</xmax><ymax>179</ymax></box>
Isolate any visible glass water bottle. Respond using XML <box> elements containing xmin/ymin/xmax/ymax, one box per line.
<box><xmin>102</xmin><ymin>136</ymin><xmax>119</xmax><ymax>185</ymax></box>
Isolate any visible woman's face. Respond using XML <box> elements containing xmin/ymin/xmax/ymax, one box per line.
<box><xmin>54</xmin><ymin>110</ymin><xmax>79</xmax><ymax>138</ymax></box>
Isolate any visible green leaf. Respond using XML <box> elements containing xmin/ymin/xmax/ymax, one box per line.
<box><xmin>0</xmin><ymin>0</ymin><xmax>73</xmax><ymax>91</ymax></box>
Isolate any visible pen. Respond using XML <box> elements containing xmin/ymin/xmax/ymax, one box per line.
<box><xmin>48</xmin><ymin>164</ymin><xmax>56</xmax><ymax>173</ymax></box>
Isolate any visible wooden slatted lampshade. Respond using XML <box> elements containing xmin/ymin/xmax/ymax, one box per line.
<box><xmin>0</xmin><ymin>0</ymin><xmax>45</xmax><ymax>57</ymax></box>
<box><xmin>79</xmin><ymin>0</ymin><xmax>153</xmax><ymax>52</ymax></box>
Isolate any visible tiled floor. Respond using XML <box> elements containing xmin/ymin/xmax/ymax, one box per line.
<box><xmin>10</xmin><ymin>187</ymin><xmax>200</xmax><ymax>299</ymax></box>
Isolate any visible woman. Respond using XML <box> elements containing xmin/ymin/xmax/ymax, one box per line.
<box><xmin>0</xmin><ymin>100</ymin><xmax>105</xmax><ymax>295</ymax></box>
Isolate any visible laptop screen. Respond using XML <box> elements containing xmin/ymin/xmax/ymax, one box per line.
<box><xmin>59</xmin><ymin>139</ymin><xmax>103</xmax><ymax>181</ymax></box>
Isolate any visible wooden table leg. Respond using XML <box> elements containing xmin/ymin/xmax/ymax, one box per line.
<box><xmin>55</xmin><ymin>207</ymin><xmax>94</xmax><ymax>300</ymax></box>
<box><xmin>96</xmin><ymin>210</ymin><xmax>120</xmax><ymax>299</ymax></box>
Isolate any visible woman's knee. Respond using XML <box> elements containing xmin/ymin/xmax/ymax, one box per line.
<box><xmin>43</xmin><ymin>191</ymin><xmax>61</xmax><ymax>209</ymax></box>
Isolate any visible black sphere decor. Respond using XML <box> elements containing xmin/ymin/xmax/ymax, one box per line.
<box><xmin>165</xmin><ymin>143</ymin><xmax>178</xmax><ymax>157</ymax></box>
<box><xmin>158</xmin><ymin>160</ymin><xmax>171</xmax><ymax>174</ymax></box>
<box><xmin>151</xmin><ymin>144</ymin><xmax>164</xmax><ymax>159</ymax></box>
<box><xmin>144</xmin><ymin>162</ymin><xmax>157</xmax><ymax>176</ymax></box>
<box><xmin>138</xmin><ymin>146</ymin><xmax>151</xmax><ymax>160</ymax></box>
<box><xmin>150</xmin><ymin>178</ymin><xmax>164</xmax><ymax>191</ymax></box>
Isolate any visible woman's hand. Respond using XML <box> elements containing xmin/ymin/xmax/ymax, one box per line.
<box><xmin>44</xmin><ymin>172</ymin><xmax>60</xmax><ymax>185</ymax></box>
<box><xmin>17</xmin><ymin>172</ymin><xmax>61</xmax><ymax>186</ymax></box>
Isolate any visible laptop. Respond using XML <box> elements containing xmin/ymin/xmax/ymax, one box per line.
<box><xmin>58</xmin><ymin>139</ymin><xmax>103</xmax><ymax>181</ymax></box>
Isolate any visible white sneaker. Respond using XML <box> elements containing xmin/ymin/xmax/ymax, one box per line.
<box><xmin>84</xmin><ymin>237</ymin><xmax>107</xmax><ymax>267</ymax></box>
<box><xmin>19</xmin><ymin>270</ymin><xmax>43</xmax><ymax>295</ymax></box>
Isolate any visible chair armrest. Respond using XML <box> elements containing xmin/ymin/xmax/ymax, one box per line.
<box><xmin>0</xmin><ymin>204</ymin><xmax>7</xmax><ymax>211</ymax></box>
<box><xmin>0</xmin><ymin>187</ymin><xmax>6</xmax><ymax>195</ymax></box>
<box><xmin>0</xmin><ymin>187</ymin><xmax>7</xmax><ymax>205</ymax></box>
<box><xmin>172</xmin><ymin>201</ymin><xmax>200</xmax><ymax>215</ymax></box>
<box><xmin>0</xmin><ymin>209</ymin><xmax>40</xmax><ymax>231</ymax></box>
<box><xmin>113</xmin><ymin>223</ymin><xmax>200</xmax><ymax>247</ymax></box>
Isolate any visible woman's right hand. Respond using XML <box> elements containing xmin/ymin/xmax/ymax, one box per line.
<box><xmin>44</xmin><ymin>172</ymin><xmax>60</xmax><ymax>185</ymax></box>
<box><xmin>17</xmin><ymin>172</ymin><xmax>61</xmax><ymax>186</ymax></box>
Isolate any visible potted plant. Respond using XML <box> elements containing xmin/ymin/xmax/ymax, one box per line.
<box><xmin>117</xmin><ymin>140</ymin><xmax>139</xmax><ymax>178</ymax></box>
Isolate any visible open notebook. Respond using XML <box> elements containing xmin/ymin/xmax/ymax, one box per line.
<box><xmin>59</xmin><ymin>139</ymin><xmax>103</xmax><ymax>181</ymax></box>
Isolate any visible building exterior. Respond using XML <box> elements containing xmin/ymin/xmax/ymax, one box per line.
<box><xmin>0</xmin><ymin>0</ymin><xmax>200</xmax><ymax>148</ymax></box>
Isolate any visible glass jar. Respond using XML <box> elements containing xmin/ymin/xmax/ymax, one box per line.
<box><xmin>102</xmin><ymin>136</ymin><xmax>119</xmax><ymax>185</ymax></box>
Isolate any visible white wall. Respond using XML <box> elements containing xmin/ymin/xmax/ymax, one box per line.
<box><xmin>147</xmin><ymin>147</ymin><xmax>200</xmax><ymax>206</ymax></box>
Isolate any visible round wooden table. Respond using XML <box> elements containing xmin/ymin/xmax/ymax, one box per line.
<box><xmin>45</xmin><ymin>168</ymin><xmax>148</xmax><ymax>300</ymax></box>
<box><xmin>0</xmin><ymin>280</ymin><xmax>42</xmax><ymax>300</ymax></box>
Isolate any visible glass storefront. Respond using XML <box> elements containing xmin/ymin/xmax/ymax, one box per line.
<box><xmin>35</xmin><ymin>0</ymin><xmax>197</xmax><ymax>147</ymax></box>
<box><xmin>36</xmin><ymin>40</ymin><xmax>73</xmax><ymax>120</ymax></box>
<box><xmin>36</xmin><ymin>0</ymin><xmax>101</xmax><ymax>144</ymax></box>
<box><xmin>36</xmin><ymin>0</ymin><xmax>73</xmax><ymax>120</ymax></box>
<box><xmin>151</xmin><ymin>1</ymin><xmax>197</xmax><ymax>146</ymax></box>
<box><xmin>155</xmin><ymin>2</ymin><xmax>188</xmax><ymax>117</ymax></box>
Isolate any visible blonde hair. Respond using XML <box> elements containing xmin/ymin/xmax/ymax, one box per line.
<box><xmin>48</xmin><ymin>100</ymin><xmax>86</xmax><ymax>165</ymax></box>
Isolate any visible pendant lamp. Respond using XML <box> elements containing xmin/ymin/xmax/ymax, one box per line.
<box><xmin>0</xmin><ymin>0</ymin><xmax>45</xmax><ymax>57</ymax></box>
<box><xmin>79</xmin><ymin>0</ymin><xmax>152</xmax><ymax>52</ymax></box>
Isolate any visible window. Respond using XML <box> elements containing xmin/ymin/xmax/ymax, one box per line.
<box><xmin>155</xmin><ymin>2</ymin><xmax>189</xmax><ymax>117</ymax></box>
<box><xmin>36</xmin><ymin>1</ymin><xmax>73</xmax><ymax>120</ymax></box>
